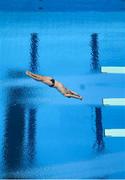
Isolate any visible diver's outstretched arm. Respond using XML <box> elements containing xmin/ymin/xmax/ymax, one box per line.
<box><xmin>65</xmin><ymin>93</ymin><xmax>83</xmax><ymax>100</ymax></box>
<box><xmin>69</xmin><ymin>90</ymin><xmax>81</xmax><ymax>96</ymax></box>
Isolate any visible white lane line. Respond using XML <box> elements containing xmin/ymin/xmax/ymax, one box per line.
<box><xmin>103</xmin><ymin>98</ymin><xmax>125</xmax><ymax>106</ymax></box>
<box><xmin>105</xmin><ymin>129</ymin><xmax>125</xmax><ymax>137</ymax></box>
<box><xmin>101</xmin><ymin>66</ymin><xmax>125</xmax><ymax>74</ymax></box>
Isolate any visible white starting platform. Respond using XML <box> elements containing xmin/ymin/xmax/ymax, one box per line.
<box><xmin>105</xmin><ymin>129</ymin><xmax>125</xmax><ymax>137</ymax></box>
<box><xmin>101</xmin><ymin>66</ymin><xmax>125</xmax><ymax>74</ymax></box>
<box><xmin>103</xmin><ymin>98</ymin><xmax>125</xmax><ymax>106</ymax></box>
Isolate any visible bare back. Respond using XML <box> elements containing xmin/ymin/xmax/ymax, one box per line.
<box><xmin>54</xmin><ymin>81</ymin><xmax>70</xmax><ymax>95</ymax></box>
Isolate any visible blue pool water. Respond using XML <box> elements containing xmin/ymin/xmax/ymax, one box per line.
<box><xmin>0</xmin><ymin>12</ymin><xmax>125</xmax><ymax>179</ymax></box>
<box><xmin>0</xmin><ymin>0</ymin><xmax>125</xmax><ymax>11</ymax></box>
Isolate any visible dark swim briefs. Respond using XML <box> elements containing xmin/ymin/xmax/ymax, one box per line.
<box><xmin>49</xmin><ymin>79</ymin><xmax>55</xmax><ymax>87</ymax></box>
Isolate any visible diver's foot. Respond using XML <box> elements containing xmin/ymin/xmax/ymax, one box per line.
<box><xmin>26</xmin><ymin>70</ymin><xmax>30</xmax><ymax>76</ymax></box>
<box><xmin>26</xmin><ymin>71</ymin><xmax>34</xmax><ymax>78</ymax></box>
<box><xmin>26</xmin><ymin>71</ymin><xmax>41</xmax><ymax>81</ymax></box>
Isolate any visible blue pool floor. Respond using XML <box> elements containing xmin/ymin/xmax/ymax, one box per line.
<box><xmin>0</xmin><ymin>12</ymin><xmax>125</xmax><ymax>179</ymax></box>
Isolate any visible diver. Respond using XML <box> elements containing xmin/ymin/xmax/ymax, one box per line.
<box><xmin>26</xmin><ymin>71</ymin><xmax>83</xmax><ymax>100</ymax></box>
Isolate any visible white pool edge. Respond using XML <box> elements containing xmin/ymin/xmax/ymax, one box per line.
<box><xmin>103</xmin><ymin>98</ymin><xmax>125</xmax><ymax>106</ymax></box>
<box><xmin>105</xmin><ymin>129</ymin><xmax>125</xmax><ymax>137</ymax></box>
<box><xmin>101</xmin><ymin>66</ymin><xmax>125</xmax><ymax>74</ymax></box>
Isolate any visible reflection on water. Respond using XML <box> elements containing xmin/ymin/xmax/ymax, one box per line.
<box><xmin>94</xmin><ymin>107</ymin><xmax>105</xmax><ymax>152</ymax></box>
<box><xmin>30</xmin><ymin>33</ymin><xmax>39</xmax><ymax>73</ymax></box>
<box><xmin>90</xmin><ymin>33</ymin><xmax>100</xmax><ymax>72</ymax></box>
<box><xmin>3</xmin><ymin>85</ymin><xmax>26</xmax><ymax>171</ymax></box>
<box><xmin>27</xmin><ymin>109</ymin><xmax>37</xmax><ymax>163</ymax></box>
<box><xmin>27</xmin><ymin>32</ymin><xmax>39</xmax><ymax>164</ymax></box>
<box><xmin>90</xmin><ymin>33</ymin><xmax>104</xmax><ymax>151</ymax></box>
<box><xmin>3</xmin><ymin>32</ymin><xmax>39</xmax><ymax>175</ymax></box>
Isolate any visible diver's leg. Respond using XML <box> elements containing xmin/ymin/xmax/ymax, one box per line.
<box><xmin>26</xmin><ymin>71</ymin><xmax>54</xmax><ymax>87</ymax></box>
<box><xmin>26</xmin><ymin>71</ymin><xmax>44</xmax><ymax>81</ymax></box>
<box><xmin>26</xmin><ymin>71</ymin><xmax>52</xmax><ymax>82</ymax></box>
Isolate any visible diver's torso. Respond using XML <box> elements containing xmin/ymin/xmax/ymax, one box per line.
<box><xmin>54</xmin><ymin>81</ymin><xmax>69</xmax><ymax>95</ymax></box>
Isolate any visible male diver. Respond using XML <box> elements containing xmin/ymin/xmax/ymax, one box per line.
<box><xmin>26</xmin><ymin>71</ymin><xmax>83</xmax><ymax>100</ymax></box>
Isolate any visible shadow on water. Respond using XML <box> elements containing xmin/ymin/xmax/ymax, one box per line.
<box><xmin>38</xmin><ymin>7</ymin><xmax>43</xmax><ymax>10</ymax></box>
<box><xmin>3</xmin><ymin>32</ymin><xmax>39</xmax><ymax>178</ymax></box>
<box><xmin>93</xmin><ymin>107</ymin><xmax>105</xmax><ymax>152</ymax></box>
<box><xmin>90</xmin><ymin>33</ymin><xmax>100</xmax><ymax>73</ymax></box>
<box><xmin>7</xmin><ymin>70</ymin><xmax>26</xmax><ymax>79</ymax></box>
